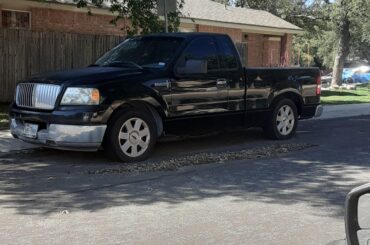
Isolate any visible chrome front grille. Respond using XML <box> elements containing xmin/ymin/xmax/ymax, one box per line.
<box><xmin>16</xmin><ymin>83</ymin><xmax>61</xmax><ymax>110</ymax></box>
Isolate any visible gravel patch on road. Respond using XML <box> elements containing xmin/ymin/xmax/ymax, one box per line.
<box><xmin>87</xmin><ymin>143</ymin><xmax>316</xmax><ymax>174</ymax></box>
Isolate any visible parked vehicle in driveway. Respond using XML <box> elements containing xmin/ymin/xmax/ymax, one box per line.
<box><xmin>322</xmin><ymin>72</ymin><xmax>333</xmax><ymax>88</ymax></box>
<box><xmin>10</xmin><ymin>33</ymin><xmax>322</xmax><ymax>162</ymax></box>
<box><xmin>343</xmin><ymin>66</ymin><xmax>370</xmax><ymax>84</ymax></box>
<box><xmin>321</xmin><ymin>66</ymin><xmax>370</xmax><ymax>88</ymax></box>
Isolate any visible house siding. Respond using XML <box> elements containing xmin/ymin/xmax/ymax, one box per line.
<box><xmin>247</xmin><ymin>33</ymin><xmax>264</xmax><ymax>67</ymax></box>
<box><xmin>280</xmin><ymin>34</ymin><xmax>292</xmax><ymax>66</ymax></box>
<box><xmin>30</xmin><ymin>7</ymin><xmax>126</xmax><ymax>36</ymax></box>
<box><xmin>197</xmin><ymin>24</ymin><xmax>242</xmax><ymax>43</ymax></box>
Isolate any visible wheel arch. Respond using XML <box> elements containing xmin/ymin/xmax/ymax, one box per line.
<box><xmin>107</xmin><ymin>99</ymin><xmax>165</xmax><ymax>137</ymax></box>
<box><xmin>269</xmin><ymin>90</ymin><xmax>304</xmax><ymax>116</ymax></box>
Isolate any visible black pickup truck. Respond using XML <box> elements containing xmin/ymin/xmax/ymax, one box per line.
<box><xmin>10</xmin><ymin>33</ymin><xmax>322</xmax><ymax>162</ymax></box>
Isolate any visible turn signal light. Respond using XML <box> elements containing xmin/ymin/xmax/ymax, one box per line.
<box><xmin>316</xmin><ymin>76</ymin><xmax>321</xmax><ymax>95</ymax></box>
<box><xmin>91</xmin><ymin>89</ymin><xmax>100</xmax><ymax>104</ymax></box>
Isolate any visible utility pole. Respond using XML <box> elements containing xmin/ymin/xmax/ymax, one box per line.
<box><xmin>164</xmin><ymin>0</ymin><xmax>168</xmax><ymax>33</ymax></box>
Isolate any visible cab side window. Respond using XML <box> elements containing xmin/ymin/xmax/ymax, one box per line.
<box><xmin>177</xmin><ymin>37</ymin><xmax>220</xmax><ymax>72</ymax></box>
<box><xmin>215</xmin><ymin>36</ymin><xmax>239</xmax><ymax>70</ymax></box>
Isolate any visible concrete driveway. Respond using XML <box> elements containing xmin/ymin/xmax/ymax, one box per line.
<box><xmin>0</xmin><ymin>106</ymin><xmax>370</xmax><ymax>244</ymax></box>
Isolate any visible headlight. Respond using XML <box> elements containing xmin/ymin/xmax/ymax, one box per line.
<box><xmin>61</xmin><ymin>88</ymin><xmax>100</xmax><ymax>105</ymax></box>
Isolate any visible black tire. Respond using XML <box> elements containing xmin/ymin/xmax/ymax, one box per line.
<box><xmin>344</xmin><ymin>77</ymin><xmax>354</xmax><ymax>84</ymax></box>
<box><xmin>103</xmin><ymin>109</ymin><xmax>157</xmax><ymax>162</ymax></box>
<box><xmin>264</xmin><ymin>98</ymin><xmax>298</xmax><ymax>140</ymax></box>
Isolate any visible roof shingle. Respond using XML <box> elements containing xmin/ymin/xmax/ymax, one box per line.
<box><xmin>181</xmin><ymin>0</ymin><xmax>302</xmax><ymax>31</ymax></box>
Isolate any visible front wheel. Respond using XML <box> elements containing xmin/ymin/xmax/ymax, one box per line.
<box><xmin>104</xmin><ymin>110</ymin><xmax>157</xmax><ymax>162</ymax></box>
<box><xmin>264</xmin><ymin>99</ymin><xmax>298</xmax><ymax>140</ymax></box>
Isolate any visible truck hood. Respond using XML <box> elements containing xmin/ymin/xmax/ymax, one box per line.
<box><xmin>28</xmin><ymin>66</ymin><xmax>145</xmax><ymax>86</ymax></box>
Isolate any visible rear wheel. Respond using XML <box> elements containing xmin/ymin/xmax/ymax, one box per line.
<box><xmin>264</xmin><ymin>99</ymin><xmax>298</xmax><ymax>140</ymax></box>
<box><xmin>104</xmin><ymin>110</ymin><xmax>157</xmax><ymax>162</ymax></box>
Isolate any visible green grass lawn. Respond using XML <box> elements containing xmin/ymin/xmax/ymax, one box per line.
<box><xmin>0</xmin><ymin>105</ymin><xmax>9</xmax><ymax>130</ymax></box>
<box><xmin>321</xmin><ymin>84</ymin><xmax>370</xmax><ymax>105</ymax></box>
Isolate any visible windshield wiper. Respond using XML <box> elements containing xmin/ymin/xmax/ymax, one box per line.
<box><xmin>102</xmin><ymin>61</ymin><xmax>143</xmax><ymax>70</ymax></box>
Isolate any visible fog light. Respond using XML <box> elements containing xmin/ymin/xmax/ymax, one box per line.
<box><xmin>83</xmin><ymin>113</ymin><xmax>91</xmax><ymax>122</ymax></box>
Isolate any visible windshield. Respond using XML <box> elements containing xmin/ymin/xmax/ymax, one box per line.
<box><xmin>95</xmin><ymin>36</ymin><xmax>185</xmax><ymax>69</ymax></box>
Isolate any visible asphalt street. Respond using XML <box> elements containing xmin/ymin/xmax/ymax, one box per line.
<box><xmin>0</xmin><ymin>115</ymin><xmax>370</xmax><ymax>245</ymax></box>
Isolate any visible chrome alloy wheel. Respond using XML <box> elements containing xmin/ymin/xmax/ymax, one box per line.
<box><xmin>118</xmin><ymin>117</ymin><xmax>150</xmax><ymax>157</ymax></box>
<box><xmin>276</xmin><ymin>105</ymin><xmax>295</xmax><ymax>136</ymax></box>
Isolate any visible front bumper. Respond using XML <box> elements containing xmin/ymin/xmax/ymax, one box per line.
<box><xmin>10</xmin><ymin>119</ymin><xmax>106</xmax><ymax>151</ymax></box>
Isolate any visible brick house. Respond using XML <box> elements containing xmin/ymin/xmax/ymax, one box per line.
<box><xmin>0</xmin><ymin>0</ymin><xmax>303</xmax><ymax>67</ymax></box>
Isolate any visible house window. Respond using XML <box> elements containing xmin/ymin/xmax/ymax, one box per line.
<box><xmin>1</xmin><ymin>10</ymin><xmax>31</xmax><ymax>29</ymax></box>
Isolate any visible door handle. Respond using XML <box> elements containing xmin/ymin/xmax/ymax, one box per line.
<box><xmin>217</xmin><ymin>79</ymin><xmax>228</xmax><ymax>86</ymax></box>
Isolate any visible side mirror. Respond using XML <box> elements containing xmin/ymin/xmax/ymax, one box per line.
<box><xmin>345</xmin><ymin>183</ymin><xmax>370</xmax><ymax>245</ymax></box>
<box><xmin>177</xmin><ymin>59</ymin><xmax>207</xmax><ymax>75</ymax></box>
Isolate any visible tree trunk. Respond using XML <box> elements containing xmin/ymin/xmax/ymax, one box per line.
<box><xmin>331</xmin><ymin>18</ymin><xmax>350</xmax><ymax>88</ymax></box>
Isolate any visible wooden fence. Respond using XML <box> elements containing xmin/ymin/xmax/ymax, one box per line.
<box><xmin>0</xmin><ymin>29</ymin><xmax>123</xmax><ymax>103</ymax></box>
